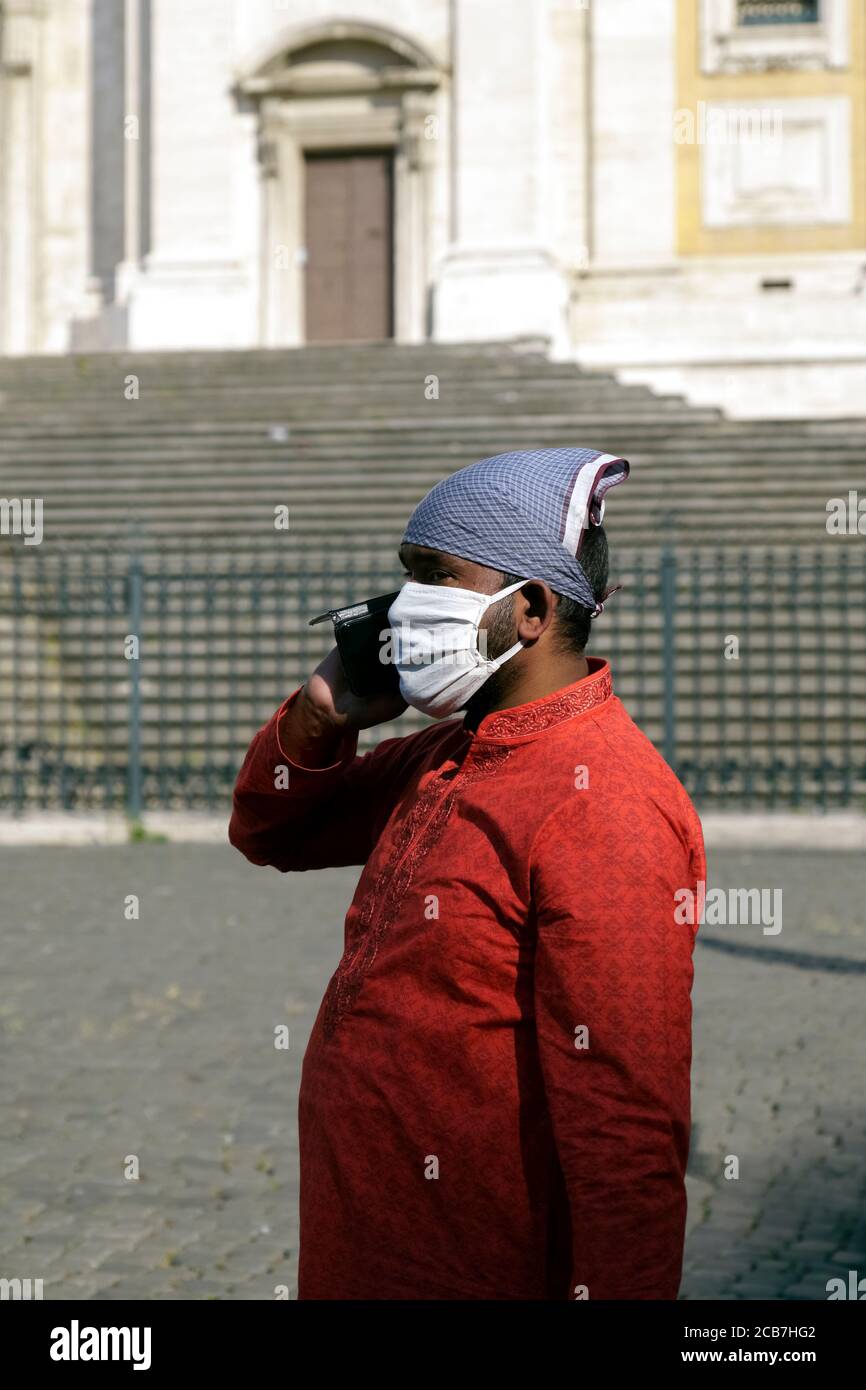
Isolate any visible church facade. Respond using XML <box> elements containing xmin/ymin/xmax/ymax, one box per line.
<box><xmin>1</xmin><ymin>0</ymin><xmax>864</xmax><ymax>416</ymax></box>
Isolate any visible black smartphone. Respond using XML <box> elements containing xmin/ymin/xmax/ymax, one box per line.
<box><xmin>309</xmin><ymin>591</ymin><xmax>402</xmax><ymax>698</ymax></box>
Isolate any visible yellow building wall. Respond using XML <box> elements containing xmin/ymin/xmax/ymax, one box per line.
<box><xmin>677</xmin><ymin>0</ymin><xmax>866</xmax><ymax>253</ymax></box>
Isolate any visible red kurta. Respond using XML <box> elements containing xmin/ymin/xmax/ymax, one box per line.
<box><xmin>229</xmin><ymin>656</ymin><xmax>706</xmax><ymax>1300</ymax></box>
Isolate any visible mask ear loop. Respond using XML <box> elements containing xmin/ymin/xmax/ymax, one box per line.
<box><xmin>479</xmin><ymin>577</ymin><xmax>529</xmax><ymax>666</ymax></box>
<box><xmin>493</xmin><ymin>578</ymin><xmax>529</xmax><ymax>602</ymax></box>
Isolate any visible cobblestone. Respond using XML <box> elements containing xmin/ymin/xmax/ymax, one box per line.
<box><xmin>1</xmin><ymin>845</ymin><xmax>863</xmax><ymax>1301</ymax></box>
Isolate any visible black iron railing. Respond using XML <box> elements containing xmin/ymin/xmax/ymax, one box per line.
<box><xmin>0</xmin><ymin>543</ymin><xmax>864</xmax><ymax>813</ymax></box>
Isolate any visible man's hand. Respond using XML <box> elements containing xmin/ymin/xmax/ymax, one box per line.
<box><xmin>279</xmin><ymin>646</ymin><xmax>408</xmax><ymax>766</ymax></box>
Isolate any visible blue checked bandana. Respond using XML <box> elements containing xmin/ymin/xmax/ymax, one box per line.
<box><xmin>401</xmin><ymin>447</ymin><xmax>630</xmax><ymax>612</ymax></box>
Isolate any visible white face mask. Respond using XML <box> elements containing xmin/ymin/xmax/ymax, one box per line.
<box><xmin>384</xmin><ymin>578</ymin><xmax>526</xmax><ymax>719</ymax></box>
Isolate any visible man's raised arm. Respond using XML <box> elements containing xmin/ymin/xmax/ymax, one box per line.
<box><xmin>228</xmin><ymin>645</ymin><xmax>411</xmax><ymax>872</ymax></box>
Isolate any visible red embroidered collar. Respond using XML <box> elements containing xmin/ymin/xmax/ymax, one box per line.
<box><xmin>469</xmin><ymin>657</ymin><xmax>613</xmax><ymax>741</ymax></box>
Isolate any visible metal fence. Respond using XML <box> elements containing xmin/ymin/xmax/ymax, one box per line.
<box><xmin>1</xmin><ymin>543</ymin><xmax>864</xmax><ymax>813</ymax></box>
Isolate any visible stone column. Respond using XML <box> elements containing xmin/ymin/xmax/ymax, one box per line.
<box><xmin>0</xmin><ymin>0</ymin><xmax>104</xmax><ymax>354</ymax></box>
<box><xmin>114</xmin><ymin>0</ymin><xmax>141</xmax><ymax>302</ymax></box>
<box><xmin>126</xmin><ymin>0</ymin><xmax>258</xmax><ymax>348</ymax></box>
<box><xmin>394</xmin><ymin>90</ymin><xmax>437</xmax><ymax>344</ymax></box>
<box><xmin>566</xmin><ymin>0</ymin><xmax>679</xmax><ymax>368</ymax></box>
<box><xmin>434</xmin><ymin>0</ymin><xmax>575</xmax><ymax>351</ymax></box>
<box><xmin>589</xmin><ymin>0</ymin><xmax>677</xmax><ymax>269</ymax></box>
<box><xmin>0</xmin><ymin>1</ymin><xmax>42</xmax><ymax>353</ymax></box>
<box><xmin>88</xmin><ymin>0</ymin><xmax>125</xmax><ymax>305</ymax></box>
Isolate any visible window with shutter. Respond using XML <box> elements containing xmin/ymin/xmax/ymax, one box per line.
<box><xmin>737</xmin><ymin>1</ymin><xmax>819</xmax><ymax>23</ymax></box>
<box><xmin>701</xmin><ymin>0</ymin><xmax>846</xmax><ymax>72</ymax></box>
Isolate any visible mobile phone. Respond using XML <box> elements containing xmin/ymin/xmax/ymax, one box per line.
<box><xmin>309</xmin><ymin>590</ymin><xmax>402</xmax><ymax>698</ymax></box>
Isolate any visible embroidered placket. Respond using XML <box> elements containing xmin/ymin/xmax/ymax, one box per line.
<box><xmin>322</xmin><ymin>745</ymin><xmax>513</xmax><ymax>1039</ymax></box>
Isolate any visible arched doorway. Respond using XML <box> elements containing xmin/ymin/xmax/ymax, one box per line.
<box><xmin>236</xmin><ymin>20</ymin><xmax>444</xmax><ymax>346</ymax></box>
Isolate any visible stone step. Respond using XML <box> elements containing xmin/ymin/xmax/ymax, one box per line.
<box><xmin>1</xmin><ymin>458</ymin><xmax>857</xmax><ymax>482</ymax></box>
<box><xmin>1</xmin><ymin>434</ymin><xmax>862</xmax><ymax>456</ymax></box>
<box><xmin>6</xmin><ymin>440</ymin><xmax>840</xmax><ymax>468</ymax></box>
<box><xmin>0</xmin><ymin>406</ymin><xmax>709</xmax><ymax>428</ymax></box>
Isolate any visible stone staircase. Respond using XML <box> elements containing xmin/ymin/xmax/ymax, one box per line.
<box><xmin>0</xmin><ymin>341</ymin><xmax>863</xmax><ymax>551</ymax></box>
<box><xmin>0</xmin><ymin>341</ymin><xmax>864</xmax><ymax>811</ymax></box>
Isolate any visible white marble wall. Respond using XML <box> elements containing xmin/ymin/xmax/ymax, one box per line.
<box><xmin>0</xmin><ymin>0</ymin><xmax>93</xmax><ymax>353</ymax></box>
<box><xmin>1</xmin><ymin>0</ymin><xmax>864</xmax><ymax>420</ymax></box>
<box><xmin>564</xmin><ymin>0</ymin><xmax>866</xmax><ymax>418</ymax></box>
<box><xmin>126</xmin><ymin>0</ymin><xmax>453</xmax><ymax>349</ymax></box>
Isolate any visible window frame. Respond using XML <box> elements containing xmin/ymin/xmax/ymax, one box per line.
<box><xmin>736</xmin><ymin>1</ymin><xmax>819</xmax><ymax>26</ymax></box>
<box><xmin>700</xmin><ymin>0</ymin><xmax>849</xmax><ymax>73</ymax></box>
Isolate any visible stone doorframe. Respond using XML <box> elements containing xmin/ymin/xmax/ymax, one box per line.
<box><xmin>234</xmin><ymin>20</ymin><xmax>444</xmax><ymax>346</ymax></box>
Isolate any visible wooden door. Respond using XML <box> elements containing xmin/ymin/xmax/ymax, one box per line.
<box><xmin>303</xmin><ymin>151</ymin><xmax>393</xmax><ymax>341</ymax></box>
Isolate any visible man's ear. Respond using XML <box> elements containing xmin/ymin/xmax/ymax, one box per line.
<box><xmin>514</xmin><ymin>580</ymin><xmax>557</xmax><ymax>639</ymax></box>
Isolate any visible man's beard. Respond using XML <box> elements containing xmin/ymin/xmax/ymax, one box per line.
<box><xmin>461</xmin><ymin>596</ymin><xmax>522</xmax><ymax>727</ymax></box>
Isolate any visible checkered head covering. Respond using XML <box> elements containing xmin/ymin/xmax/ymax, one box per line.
<box><xmin>401</xmin><ymin>447</ymin><xmax>630</xmax><ymax>612</ymax></box>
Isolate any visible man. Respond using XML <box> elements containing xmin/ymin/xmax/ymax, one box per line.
<box><xmin>229</xmin><ymin>447</ymin><xmax>706</xmax><ymax>1301</ymax></box>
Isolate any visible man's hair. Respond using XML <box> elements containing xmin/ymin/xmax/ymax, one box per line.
<box><xmin>499</xmin><ymin>525</ymin><xmax>609</xmax><ymax>655</ymax></box>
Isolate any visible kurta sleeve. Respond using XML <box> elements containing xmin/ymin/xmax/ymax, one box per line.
<box><xmin>529</xmin><ymin>790</ymin><xmax>704</xmax><ymax>1300</ymax></box>
<box><xmin>228</xmin><ymin>685</ymin><xmax>423</xmax><ymax>872</ymax></box>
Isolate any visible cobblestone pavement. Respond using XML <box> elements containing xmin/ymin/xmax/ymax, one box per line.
<box><xmin>1</xmin><ymin>845</ymin><xmax>863</xmax><ymax>1301</ymax></box>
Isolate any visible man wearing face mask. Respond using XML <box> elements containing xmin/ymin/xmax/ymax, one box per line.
<box><xmin>229</xmin><ymin>447</ymin><xmax>706</xmax><ymax>1302</ymax></box>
